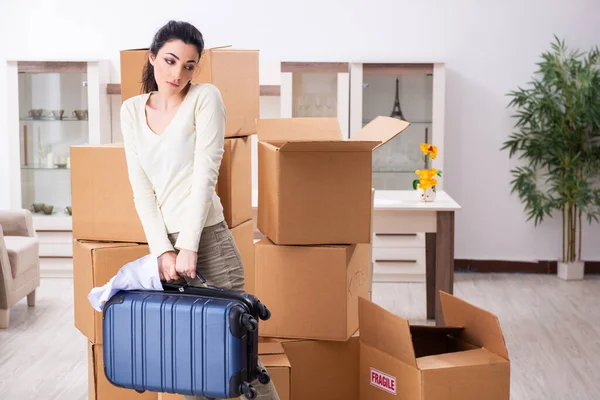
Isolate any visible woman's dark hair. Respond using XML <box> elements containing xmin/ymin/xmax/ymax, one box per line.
<box><xmin>141</xmin><ymin>20</ymin><xmax>204</xmax><ymax>93</ymax></box>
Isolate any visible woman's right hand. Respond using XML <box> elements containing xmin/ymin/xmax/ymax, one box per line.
<box><xmin>158</xmin><ymin>251</ymin><xmax>179</xmax><ymax>282</ymax></box>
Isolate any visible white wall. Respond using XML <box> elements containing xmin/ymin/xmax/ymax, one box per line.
<box><xmin>1</xmin><ymin>0</ymin><xmax>600</xmax><ymax>262</ymax></box>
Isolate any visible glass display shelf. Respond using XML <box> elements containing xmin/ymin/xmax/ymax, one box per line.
<box><xmin>279</xmin><ymin>62</ymin><xmax>351</xmax><ymax>137</ymax></box>
<box><xmin>362</xmin><ymin>71</ymin><xmax>434</xmax><ymax>190</ymax></box>
<box><xmin>18</xmin><ymin>69</ymin><xmax>86</xmax><ymax>216</ymax></box>
<box><xmin>20</xmin><ymin>117</ymin><xmax>88</xmax><ymax>122</ymax></box>
<box><xmin>292</xmin><ymin>73</ymin><xmax>338</xmax><ymax>118</ymax></box>
<box><xmin>21</xmin><ymin>164</ymin><xmax>70</xmax><ymax>170</ymax></box>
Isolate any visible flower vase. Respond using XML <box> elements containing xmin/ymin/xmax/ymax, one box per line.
<box><xmin>418</xmin><ymin>187</ymin><xmax>437</xmax><ymax>202</ymax></box>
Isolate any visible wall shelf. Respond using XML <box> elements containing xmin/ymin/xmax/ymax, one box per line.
<box><xmin>363</xmin><ymin>63</ymin><xmax>434</xmax><ymax>75</ymax></box>
<box><xmin>18</xmin><ymin>61</ymin><xmax>88</xmax><ymax>74</ymax></box>
<box><xmin>281</xmin><ymin>62</ymin><xmax>349</xmax><ymax>74</ymax></box>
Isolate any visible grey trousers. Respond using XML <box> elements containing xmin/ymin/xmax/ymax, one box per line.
<box><xmin>168</xmin><ymin>220</ymin><xmax>279</xmax><ymax>400</ymax></box>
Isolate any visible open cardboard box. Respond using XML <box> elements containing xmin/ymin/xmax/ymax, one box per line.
<box><xmin>120</xmin><ymin>45</ymin><xmax>258</xmax><ymax>137</ymax></box>
<box><xmin>278</xmin><ymin>334</ymin><xmax>360</xmax><ymax>400</ymax></box>
<box><xmin>257</xmin><ymin>116</ymin><xmax>410</xmax><ymax>245</ymax></box>
<box><xmin>359</xmin><ymin>292</ymin><xmax>510</xmax><ymax>399</ymax></box>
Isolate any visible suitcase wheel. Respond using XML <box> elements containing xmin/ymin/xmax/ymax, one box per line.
<box><xmin>135</xmin><ymin>389</ymin><xmax>145</xmax><ymax>394</ymax></box>
<box><xmin>241</xmin><ymin>313</ymin><xmax>258</xmax><ymax>332</ymax></box>
<box><xmin>241</xmin><ymin>381</ymin><xmax>257</xmax><ymax>399</ymax></box>
<box><xmin>257</xmin><ymin>302</ymin><xmax>271</xmax><ymax>321</ymax></box>
<box><xmin>257</xmin><ymin>368</ymin><xmax>271</xmax><ymax>385</ymax></box>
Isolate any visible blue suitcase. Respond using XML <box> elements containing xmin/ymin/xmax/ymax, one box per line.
<box><xmin>101</xmin><ymin>282</ymin><xmax>272</xmax><ymax>399</ymax></box>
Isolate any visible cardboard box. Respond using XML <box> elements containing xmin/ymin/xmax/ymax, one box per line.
<box><xmin>88</xmin><ymin>341</ymin><xmax>157</xmax><ymax>400</ymax></box>
<box><xmin>257</xmin><ymin>339</ymin><xmax>291</xmax><ymax>400</ymax></box>
<box><xmin>358</xmin><ymin>293</ymin><xmax>510</xmax><ymax>400</ymax></box>
<box><xmin>254</xmin><ymin>238</ymin><xmax>370</xmax><ymax>340</ymax></box>
<box><xmin>230</xmin><ymin>219</ymin><xmax>255</xmax><ymax>293</ymax></box>
<box><xmin>71</xmin><ymin>144</ymin><xmax>146</xmax><ymax>243</ymax></box>
<box><xmin>120</xmin><ymin>47</ymin><xmax>259</xmax><ymax>137</ymax></box>
<box><xmin>157</xmin><ymin>394</ymin><xmax>181</xmax><ymax>400</ymax></box>
<box><xmin>280</xmin><ymin>335</ymin><xmax>359</xmax><ymax>400</ymax></box>
<box><xmin>71</xmin><ymin>139</ymin><xmax>252</xmax><ymax>242</ymax></box>
<box><xmin>217</xmin><ymin>137</ymin><xmax>253</xmax><ymax>229</ymax></box>
<box><xmin>156</xmin><ymin>340</ymin><xmax>291</xmax><ymax>400</ymax></box>
<box><xmin>256</xmin><ymin>116</ymin><xmax>409</xmax><ymax>245</ymax></box>
<box><xmin>74</xmin><ymin>241</ymin><xmax>150</xmax><ymax>344</ymax></box>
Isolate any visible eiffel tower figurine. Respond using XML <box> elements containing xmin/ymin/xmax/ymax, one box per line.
<box><xmin>389</xmin><ymin>77</ymin><xmax>406</xmax><ymax>120</ymax></box>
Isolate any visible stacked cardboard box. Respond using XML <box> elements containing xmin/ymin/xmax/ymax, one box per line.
<box><xmin>249</xmin><ymin>116</ymin><xmax>409</xmax><ymax>399</ymax></box>
<box><xmin>71</xmin><ymin>44</ymin><xmax>512</xmax><ymax>398</ymax></box>
<box><xmin>69</xmin><ymin>46</ymin><xmax>290</xmax><ymax>400</ymax></box>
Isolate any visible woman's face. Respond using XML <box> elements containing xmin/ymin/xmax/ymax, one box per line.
<box><xmin>149</xmin><ymin>39</ymin><xmax>199</xmax><ymax>95</ymax></box>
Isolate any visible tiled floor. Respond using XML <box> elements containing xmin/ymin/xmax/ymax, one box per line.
<box><xmin>1</xmin><ymin>273</ymin><xmax>599</xmax><ymax>399</ymax></box>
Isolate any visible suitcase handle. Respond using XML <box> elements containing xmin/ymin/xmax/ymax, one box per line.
<box><xmin>160</xmin><ymin>282</ymin><xmax>271</xmax><ymax>321</ymax></box>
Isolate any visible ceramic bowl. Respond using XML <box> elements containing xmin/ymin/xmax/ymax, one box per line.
<box><xmin>42</xmin><ymin>204</ymin><xmax>53</xmax><ymax>215</ymax></box>
<box><xmin>73</xmin><ymin>110</ymin><xmax>88</xmax><ymax>120</ymax></box>
<box><xmin>51</xmin><ymin>109</ymin><xmax>64</xmax><ymax>120</ymax></box>
<box><xmin>28</xmin><ymin>109</ymin><xmax>43</xmax><ymax>120</ymax></box>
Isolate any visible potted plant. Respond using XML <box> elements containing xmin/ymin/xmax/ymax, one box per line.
<box><xmin>413</xmin><ymin>143</ymin><xmax>442</xmax><ymax>202</ymax></box>
<box><xmin>502</xmin><ymin>36</ymin><xmax>600</xmax><ymax>280</ymax></box>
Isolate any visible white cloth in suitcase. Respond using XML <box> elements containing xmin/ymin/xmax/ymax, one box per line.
<box><xmin>88</xmin><ymin>253</ymin><xmax>163</xmax><ymax>312</ymax></box>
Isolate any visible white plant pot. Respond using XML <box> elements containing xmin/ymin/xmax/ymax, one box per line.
<box><xmin>557</xmin><ymin>261</ymin><xmax>585</xmax><ymax>281</ymax></box>
<box><xmin>417</xmin><ymin>187</ymin><xmax>437</xmax><ymax>202</ymax></box>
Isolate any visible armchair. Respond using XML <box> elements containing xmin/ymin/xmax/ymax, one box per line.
<box><xmin>0</xmin><ymin>209</ymin><xmax>40</xmax><ymax>328</ymax></box>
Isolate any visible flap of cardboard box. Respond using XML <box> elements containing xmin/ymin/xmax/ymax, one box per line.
<box><xmin>349</xmin><ymin>116</ymin><xmax>411</xmax><ymax>149</ymax></box>
<box><xmin>278</xmin><ymin>140</ymin><xmax>379</xmax><ymax>152</ymax></box>
<box><xmin>257</xmin><ymin>118</ymin><xmax>342</xmax><ymax>141</ymax></box>
<box><xmin>205</xmin><ymin>45</ymin><xmax>232</xmax><ymax>52</ymax></box>
<box><xmin>78</xmin><ymin>240</ymin><xmax>140</xmax><ymax>252</ymax></box>
<box><xmin>120</xmin><ymin>48</ymin><xmax>149</xmax><ymax>53</ymax></box>
<box><xmin>123</xmin><ymin>45</ymin><xmax>240</xmax><ymax>53</ymax></box>
<box><xmin>417</xmin><ymin>348</ymin><xmax>508</xmax><ymax>371</ymax></box>
<box><xmin>358</xmin><ymin>297</ymin><xmax>417</xmax><ymax>368</ymax></box>
<box><xmin>261</xmin><ymin>353</ymin><xmax>292</xmax><ymax>369</ymax></box>
<box><xmin>259</xmin><ymin>339</ymin><xmax>286</xmax><ymax>355</ymax></box>
<box><xmin>440</xmin><ymin>291</ymin><xmax>509</xmax><ymax>360</ymax></box>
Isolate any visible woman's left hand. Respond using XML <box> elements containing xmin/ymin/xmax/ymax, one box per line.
<box><xmin>175</xmin><ymin>249</ymin><xmax>198</xmax><ymax>279</ymax></box>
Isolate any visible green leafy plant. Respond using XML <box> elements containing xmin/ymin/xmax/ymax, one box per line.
<box><xmin>502</xmin><ymin>36</ymin><xmax>600</xmax><ymax>264</ymax></box>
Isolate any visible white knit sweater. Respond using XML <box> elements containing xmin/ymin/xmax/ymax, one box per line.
<box><xmin>120</xmin><ymin>83</ymin><xmax>226</xmax><ymax>255</ymax></box>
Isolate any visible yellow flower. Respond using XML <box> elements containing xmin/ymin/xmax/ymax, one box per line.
<box><xmin>428</xmin><ymin>145</ymin><xmax>438</xmax><ymax>159</ymax></box>
<box><xmin>416</xmin><ymin>168</ymin><xmax>437</xmax><ymax>180</ymax></box>
<box><xmin>418</xmin><ymin>180</ymin><xmax>434</xmax><ymax>190</ymax></box>
<box><xmin>415</xmin><ymin>169</ymin><xmax>427</xmax><ymax>179</ymax></box>
<box><xmin>419</xmin><ymin>143</ymin><xmax>438</xmax><ymax>159</ymax></box>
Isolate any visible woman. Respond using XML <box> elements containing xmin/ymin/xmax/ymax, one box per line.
<box><xmin>120</xmin><ymin>20</ymin><xmax>279</xmax><ymax>400</ymax></box>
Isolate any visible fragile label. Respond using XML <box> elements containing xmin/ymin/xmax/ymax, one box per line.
<box><xmin>370</xmin><ymin>367</ymin><xmax>396</xmax><ymax>395</ymax></box>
